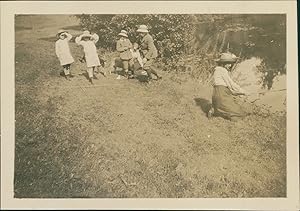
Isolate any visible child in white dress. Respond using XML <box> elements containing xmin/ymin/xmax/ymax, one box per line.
<box><xmin>75</xmin><ymin>30</ymin><xmax>101</xmax><ymax>84</ymax></box>
<box><xmin>55</xmin><ymin>30</ymin><xmax>75</xmax><ymax>80</ymax></box>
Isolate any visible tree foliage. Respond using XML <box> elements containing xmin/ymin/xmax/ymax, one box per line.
<box><xmin>76</xmin><ymin>14</ymin><xmax>286</xmax><ymax>87</ymax></box>
<box><xmin>76</xmin><ymin>14</ymin><xmax>198</xmax><ymax>62</ymax></box>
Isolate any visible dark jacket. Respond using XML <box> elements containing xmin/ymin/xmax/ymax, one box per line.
<box><xmin>140</xmin><ymin>34</ymin><xmax>158</xmax><ymax>59</ymax></box>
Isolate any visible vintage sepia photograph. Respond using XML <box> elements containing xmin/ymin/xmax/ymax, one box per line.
<box><xmin>14</xmin><ymin>13</ymin><xmax>287</xmax><ymax>198</ymax></box>
<box><xmin>1</xmin><ymin>1</ymin><xmax>299</xmax><ymax>210</ymax></box>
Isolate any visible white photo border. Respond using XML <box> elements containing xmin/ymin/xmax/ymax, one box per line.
<box><xmin>1</xmin><ymin>1</ymin><xmax>299</xmax><ymax>210</ymax></box>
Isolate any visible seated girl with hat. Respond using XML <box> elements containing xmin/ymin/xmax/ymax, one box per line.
<box><xmin>208</xmin><ymin>52</ymin><xmax>249</xmax><ymax>121</ymax></box>
<box><xmin>75</xmin><ymin>30</ymin><xmax>101</xmax><ymax>84</ymax></box>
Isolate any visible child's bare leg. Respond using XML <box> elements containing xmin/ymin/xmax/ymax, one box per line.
<box><xmin>128</xmin><ymin>59</ymin><xmax>134</xmax><ymax>78</ymax></box>
<box><xmin>97</xmin><ymin>65</ymin><xmax>106</xmax><ymax>77</ymax></box>
<box><xmin>94</xmin><ymin>65</ymin><xmax>99</xmax><ymax>74</ymax></box>
<box><xmin>122</xmin><ymin>60</ymin><xmax>129</xmax><ymax>78</ymax></box>
<box><xmin>79</xmin><ymin>55</ymin><xmax>86</xmax><ymax>63</ymax></box>
<box><xmin>67</xmin><ymin>64</ymin><xmax>74</xmax><ymax>77</ymax></box>
<box><xmin>63</xmin><ymin>64</ymin><xmax>71</xmax><ymax>80</ymax></box>
<box><xmin>93</xmin><ymin>67</ymin><xmax>98</xmax><ymax>79</ymax></box>
<box><xmin>87</xmin><ymin>67</ymin><xmax>94</xmax><ymax>84</ymax></box>
<box><xmin>63</xmin><ymin>65</ymin><xmax>70</xmax><ymax>76</ymax></box>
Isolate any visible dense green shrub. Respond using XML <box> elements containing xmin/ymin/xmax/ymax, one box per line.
<box><xmin>76</xmin><ymin>14</ymin><xmax>198</xmax><ymax>61</ymax></box>
<box><xmin>76</xmin><ymin>14</ymin><xmax>286</xmax><ymax>86</ymax></box>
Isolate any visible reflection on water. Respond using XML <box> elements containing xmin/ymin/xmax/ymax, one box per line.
<box><xmin>194</xmin><ymin>15</ymin><xmax>286</xmax><ymax>89</ymax></box>
<box><xmin>226</xmin><ymin>28</ymin><xmax>286</xmax><ymax>73</ymax></box>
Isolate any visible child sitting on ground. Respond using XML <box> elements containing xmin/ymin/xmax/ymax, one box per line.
<box><xmin>75</xmin><ymin>30</ymin><xmax>101</xmax><ymax>84</ymax></box>
<box><xmin>55</xmin><ymin>30</ymin><xmax>75</xmax><ymax>80</ymax></box>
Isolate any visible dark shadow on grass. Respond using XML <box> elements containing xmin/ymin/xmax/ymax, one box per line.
<box><xmin>194</xmin><ymin>98</ymin><xmax>212</xmax><ymax>114</ymax></box>
<box><xmin>135</xmin><ymin>74</ymin><xmax>149</xmax><ymax>83</ymax></box>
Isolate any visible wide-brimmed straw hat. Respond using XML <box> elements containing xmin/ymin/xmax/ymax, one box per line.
<box><xmin>215</xmin><ymin>52</ymin><xmax>239</xmax><ymax>63</ymax></box>
<box><xmin>81</xmin><ymin>30</ymin><xmax>92</xmax><ymax>39</ymax></box>
<box><xmin>57</xmin><ymin>29</ymin><xmax>66</xmax><ymax>37</ymax></box>
<box><xmin>121</xmin><ymin>30</ymin><xmax>128</xmax><ymax>34</ymax></box>
<box><xmin>137</xmin><ymin>25</ymin><xmax>149</xmax><ymax>33</ymax></box>
<box><xmin>118</xmin><ymin>30</ymin><xmax>128</xmax><ymax>37</ymax></box>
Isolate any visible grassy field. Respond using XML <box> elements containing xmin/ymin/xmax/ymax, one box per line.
<box><xmin>14</xmin><ymin>15</ymin><xmax>286</xmax><ymax>198</ymax></box>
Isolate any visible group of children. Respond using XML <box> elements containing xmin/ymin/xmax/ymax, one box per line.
<box><xmin>55</xmin><ymin>26</ymin><xmax>251</xmax><ymax>122</ymax></box>
<box><xmin>55</xmin><ymin>25</ymin><xmax>162</xmax><ymax>85</ymax></box>
<box><xmin>55</xmin><ymin>29</ymin><xmax>102</xmax><ymax>84</ymax></box>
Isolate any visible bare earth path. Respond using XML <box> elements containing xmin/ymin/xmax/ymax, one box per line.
<box><xmin>14</xmin><ymin>15</ymin><xmax>286</xmax><ymax>198</ymax></box>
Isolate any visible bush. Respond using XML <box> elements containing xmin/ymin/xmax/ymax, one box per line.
<box><xmin>76</xmin><ymin>14</ymin><xmax>198</xmax><ymax>61</ymax></box>
<box><xmin>76</xmin><ymin>14</ymin><xmax>286</xmax><ymax>86</ymax></box>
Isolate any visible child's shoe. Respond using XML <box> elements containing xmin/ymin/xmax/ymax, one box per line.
<box><xmin>65</xmin><ymin>74</ymin><xmax>71</xmax><ymax>81</ymax></box>
<box><xmin>89</xmin><ymin>77</ymin><xmax>94</xmax><ymax>84</ymax></box>
<box><xmin>207</xmin><ymin>107</ymin><xmax>214</xmax><ymax>119</ymax></box>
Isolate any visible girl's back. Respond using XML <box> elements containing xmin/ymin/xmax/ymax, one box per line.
<box><xmin>81</xmin><ymin>40</ymin><xmax>97</xmax><ymax>54</ymax></box>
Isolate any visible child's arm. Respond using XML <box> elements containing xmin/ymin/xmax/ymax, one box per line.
<box><xmin>65</xmin><ymin>32</ymin><xmax>73</xmax><ymax>41</ymax></box>
<box><xmin>91</xmin><ymin>33</ymin><xmax>99</xmax><ymax>44</ymax></box>
<box><xmin>55</xmin><ymin>42</ymin><xmax>61</xmax><ymax>58</ymax></box>
<box><xmin>222</xmin><ymin>69</ymin><xmax>246</xmax><ymax>95</ymax></box>
<box><xmin>75</xmin><ymin>36</ymin><xmax>83</xmax><ymax>45</ymax></box>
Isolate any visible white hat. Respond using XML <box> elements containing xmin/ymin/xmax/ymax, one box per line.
<box><xmin>137</xmin><ymin>25</ymin><xmax>149</xmax><ymax>33</ymax></box>
<box><xmin>57</xmin><ymin>29</ymin><xmax>66</xmax><ymax>37</ymax></box>
<box><xmin>120</xmin><ymin>30</ymin><xmax>128</xmax><ymax>34</ymax></box>
<box><xmin>81</xmin><ymin>30</ymin><xmax>92</xmax><ymax>38</ymax></box>
<box><xmin>118</xmin><ymin>32</ymin><xmax>128</xmax><ymax>37</ymax></box>
<box><xmin>215</xmin><ymin>52</ymin><xmax>239</xmax><ymax>63</ymax></box>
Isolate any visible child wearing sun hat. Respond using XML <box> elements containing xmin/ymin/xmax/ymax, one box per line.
<box><xmin>116</xmin><ymin>30</ymin><xmax>133</xmax><ymax>79</ymax></box>
<box><xmin>136</xmin><ymin>25</ymin><xmax>162</xmax><ymax>82</ymax></box>
<box><xmin>55</xmin><ymin>29</ymin><xmax>75</xmax><ymax>80</ymax></box>
<box><xmin>75</xmin><ymin>30</ymin><xmax>101</xmax><ymax>84</ymax></box>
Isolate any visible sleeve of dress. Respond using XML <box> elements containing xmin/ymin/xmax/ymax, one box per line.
<box><xmin>65</xmin><ymin>33</ymin><xmax>73</xmax><ymax>41</ymax></box>
<box><xmin>92</xmin><ymin>33</ymin><xmax>99</xmax><ymax>44</ymax></box>
<box><xmin>222</xmin><ymin>69</ymin><xmax>245</xmax><ymax>94</ymax></box>
<box><xmin>55</xmin><ymin>42</ymin><xmax>60</xmax><ymax>58</ymax></box>
<box><xmin>75</xmin><ymin>36</ymin><xmax>83</xmax><ymax>45</ymax></box>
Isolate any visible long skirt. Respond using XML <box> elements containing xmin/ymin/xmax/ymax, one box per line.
<box><xmin>212</xmin><ymin>85</ymin><xmax>246</xmax><ymax>120</ymax></box>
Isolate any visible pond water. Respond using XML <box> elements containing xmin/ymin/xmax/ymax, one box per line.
<box><xmin>225</xmin><ymin>28</ymin><xmax>286</xmax><ymax>73</ymax></box>
<box><xmin>194</xmin><ymin>15</ymin><xmax>286</xmax><ymax>89</ymax></box>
